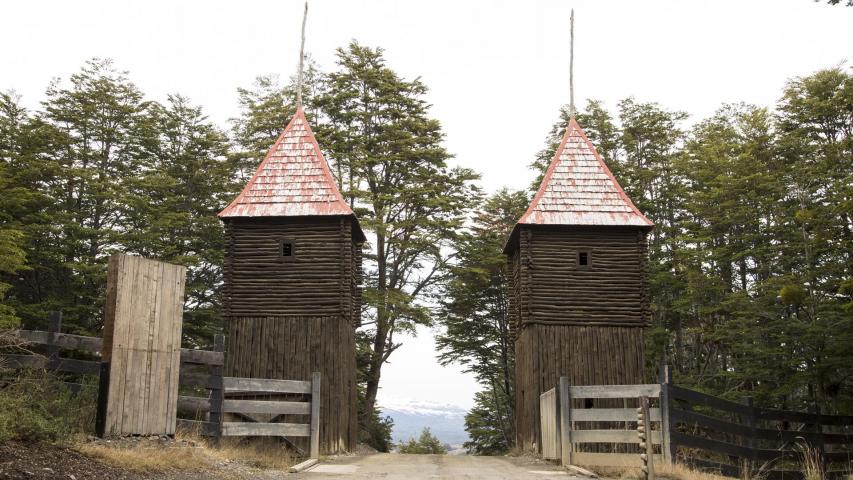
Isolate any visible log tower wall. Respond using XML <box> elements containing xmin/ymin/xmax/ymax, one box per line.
<box><xmin>508</xmin><ymin>225</ymin><xmax>650</xmax><ymax>451</ymax></box>
<box><xmin>223</xmin><ymin>216</ymin><xmax>361</xmax><ymax>453</ymax></box>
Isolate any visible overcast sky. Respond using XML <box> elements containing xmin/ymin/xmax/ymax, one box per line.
<box><xmin>3</xmin><ymin>0</ymin><xmax>852</xmax><ymax>410</ymax></box>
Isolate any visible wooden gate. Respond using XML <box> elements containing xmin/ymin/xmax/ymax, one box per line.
<box><xmin>539</xmin><ymin>377</ymin><xmax>667</xmax><ymax>469</ymax></box>
<box><xmin>98</xmin><ymin>254</ymin><xmax>187</xmax><ymax>436</ymax></box>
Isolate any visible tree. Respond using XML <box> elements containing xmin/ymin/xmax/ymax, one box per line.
<box><xmin>123</xmin><ymin>95</ymin><xmax>236</xmax><ymax>347</ymax></box>
<box><xmin>3</xmin><ymin>60</ymin><xmax>151</xmax><ymax>334</ymax></box>
<box><xmin>397</xmin><ymin>427</ymin><xmax>447</xmax><ymax>454</ymax></box>
<box><xmin>0</xmin><ymin>92</ymin><xmax>35</xmax><ymax>327</ymax></box>
<box><xmin>463</xmin><ymin>391</ymin><xmax>512</xmax><ymax>455</ymax></box>
<box><xmin>434</xmin><ymin>188</ymin><xmax>528</xmax><ymax>454</ymax></box>
<box><xmin>315</xmin><ymin>41</ymin><xmax>480</xmax><ymax>429</ymax></box>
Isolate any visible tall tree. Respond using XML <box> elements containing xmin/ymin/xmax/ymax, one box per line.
<box><xmin>315</xmin><ymin>41</ymin><xmax>480</xmax><ymax>425</ymax></box>
<box><xmin>9</xmin><ymin>59</ymin><xmax>150</xmax><ymax>334</ymax></box>
<box><xmin>435</xmin><ymin>188</ymin><xmax>528</xmax><ymax>454</ymax></box>
<box><xmin>124</xmin><ymin>95</ymin><xmax>236</xmax><ymax>347</ymax></box>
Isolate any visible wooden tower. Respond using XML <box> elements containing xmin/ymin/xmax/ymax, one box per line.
<box><xmin>504</xmin><ymin>117</ymin><xmax>654</xmax><ymax>450</ymax></box>
<box><xmin>219</xmin><ymin>107</ymin><xmax>364</xmax><ymax>453</ymax></box>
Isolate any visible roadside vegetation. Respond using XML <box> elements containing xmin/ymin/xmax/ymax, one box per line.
<box><xmin>397</xmin><ymin>428</ymin><xmax>448</xmax><ymax>454</ymax></box>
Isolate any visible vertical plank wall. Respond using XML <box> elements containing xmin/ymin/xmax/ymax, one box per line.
<box><xmin>101</xmin><ymin>253</ymin><xmax>187</xmax><ymax>436</ymax></box>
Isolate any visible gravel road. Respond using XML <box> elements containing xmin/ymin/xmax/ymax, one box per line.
<box><xmin>295</xmin><ymin>453</ymin><xmax>583</xmax><ymax>480</ymax></box>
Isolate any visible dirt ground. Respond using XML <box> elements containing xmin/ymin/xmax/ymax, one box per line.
<box><xmin>296</xmin><ymin>453</ymin><xmax>584</xmax><ymax>480</ymax></box>
<box><xmin>0</xmin><ymin>440</ymin><xmax>289</xmax><ymax>480</ymax></box>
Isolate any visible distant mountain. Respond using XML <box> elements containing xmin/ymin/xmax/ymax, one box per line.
<box><xmin>379</xmin><ymin>399</ymin><xmax>470</xmax><ymax>447</ymax></box>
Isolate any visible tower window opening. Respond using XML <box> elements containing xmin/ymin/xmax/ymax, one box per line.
<box><xmin>280</xmin><ymin>240</ymin><xmax>295</xmax><ymax>260</ymax></box>
<box><xmin>578</xmin><ymin>251</ymin><xmax>590</xmax><ymax>267</ymax></box>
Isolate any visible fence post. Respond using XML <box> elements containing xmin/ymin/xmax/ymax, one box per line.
<box><xmin>46</xmin><ymin>311</ymin><xmax>62</xmax><ymax>364</ymax></box>
<box><xmin>310</xmin><ymin>371</ymin><xmax>321</xmax><ymax>459</ymax></box>
<box><xmin>658</xmin><ymin>364</ymin><xmax>674</xmax><ymax>463</ymax></box>
<box><xmin>743</xmin><ymin>396</ymin><xmax>756</xmax><ymax>475</ymax></box>
<box><xmin>559</xmin><ymin>376</ymin><xmax>573</xmax><ymax>466</ymax></box>
<box><xmin>209</xmin><ymin>334</ymin><xmax>225</xmax><ymax>438</ymax></box>
<box><xmin>812</xmin><ymin>405</ymin><xmax>826</xmax><ymax>475</ymax></box>
<box><xmin>638</xmin><ymin>396</ymin><xmax>655</xmax><ymax>480</ymax></box>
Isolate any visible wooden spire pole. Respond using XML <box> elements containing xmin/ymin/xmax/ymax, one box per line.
<box><xmin>296</xmin><ymin>1</ymin><xmax>308</xmax><ymax>109</ymax></box>
<box><xmin>569</xmin><ymin>8</ymin><xmax>575</xmax><ymax>118</ymax></box>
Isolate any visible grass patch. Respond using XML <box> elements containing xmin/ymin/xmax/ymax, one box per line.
<box><xmin>212</xmin><ymin>437</ymin><xmax>297</xmax><ymax>470</ymax></box>
<box><xmin>78</xmin><ymin>435</ymin><xmax>297</xmax><ymax>473</ymax></box>
<box><xmin>587</xmin><ymin>462</ymin><xmax>737</xmax><ymax>480</ymax></box>
<box><xmin>77</xmin><ymin>443</ymin><xmax>211</xmax><ymax>472</ymax></box>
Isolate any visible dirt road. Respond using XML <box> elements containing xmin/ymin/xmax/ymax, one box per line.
<box><xmin>296</xmin><ymin>453</ymin><xmax>582</xmax><ymax>479</ymax></box>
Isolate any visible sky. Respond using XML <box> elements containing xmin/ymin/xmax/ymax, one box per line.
<box><xmin>3</xmin><ymin>0</ymin><xmax>852</xmax><ymax>410</ymax></box>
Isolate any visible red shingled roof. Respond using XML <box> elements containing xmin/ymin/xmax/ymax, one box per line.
<box><xmin>219</xmin><ymin>107</ymin><xmax>355</xmax><ymax>219</ymax></box>
<box><xmin>518</xmin><ymin>117</ymin><xmax>653</xmax><ymax>228</ymax></box>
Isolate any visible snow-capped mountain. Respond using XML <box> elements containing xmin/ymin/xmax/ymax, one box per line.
<box><xmin>379</xmin><ymin>398</ymin><xmax>470</xmax><ymax>446</ymax></box>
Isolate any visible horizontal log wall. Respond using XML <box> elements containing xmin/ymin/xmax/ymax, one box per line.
<box><xmin>224</xmin><ymin>316</ymin><xmax>356</xmax><ymax>454</ymax></box>
<box><xmin>223</xmin><ymin>217</ymin><xmax>358</xmax><ymax>320</ymax></box>
<box><xmin>523</xmin><ymin>226</ymin><xmax>650</xmax><ymax>327</ymax></box>
<box><xmin>514</xmin><ymin>324</ymin><xmax>645</xmax><ymax>451</ymax></box>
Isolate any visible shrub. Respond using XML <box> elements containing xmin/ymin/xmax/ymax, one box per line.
<box><xmin>0</xmin><ymin>368</ymin><xmax>97</xmax><ymax>443</ymax></box>
<box><xmin>397</xmin><ymin>427</ymin><xmax>447</xmax><ymax>454</ymax></box>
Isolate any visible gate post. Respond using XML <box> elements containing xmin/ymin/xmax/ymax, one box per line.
<box><xmin>559</xmin><ymin>376</ymin><xmax>573</xmax><ymax>466</ymax></box>
<box><xmin>208</xmin><ymin>334</ymin><xmax>225</xmax><ymax>438</ymax></box>
<box><xmin>658</xmin><ymin>365</ymin><xmax>674</xmax><ymax>462</ymax></box>
<box><xmin>310</xmin><ymin>371</ymin><xmax>321</xmax><ymax>459</ymax></box>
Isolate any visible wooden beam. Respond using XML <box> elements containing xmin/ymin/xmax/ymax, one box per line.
<box><xmin>223</xmin><ymin>376</ymin><xmax>311</xmax><ymax>395</ymax></box>
<box><xmin>221</xmin><ymin>422</ymin><xmax>310</xmax><ymax>437</ymax></box>
<box><xmin>180</xmin><ymin>348</ymin><xmax>224</xmax><ymax>366</ymax></box>
<box><xmin>222</xmin><ymin>399</ymin><xmax>310</xmax><ymax>416</ymax></box>
<box><xmin>573</xmin><ymin>408</ymin><xmax>661</xmax><ymax>422</ymax></box>
<box><xmin>17</xmin><ymin>329</ymin><xmax>103</xmax><ymax>353</ymax></box>
<box><xmin>570</xmin><ymin>384</ymin><xmax>660</xmax><ymax>399</ymax></box>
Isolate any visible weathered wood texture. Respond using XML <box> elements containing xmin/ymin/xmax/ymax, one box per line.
<box><xmin>223</xmin><ymin>217</ymin><xmax>361</xmax><ymax>321</ymax></box>
<box><xmin>508</xmin><ymin>226</ymin><xmax>650</xmax><ymax>328</ymax></box>
<box><xmin>514</xmin><ymin>324</ymin><xmax>646</xmax><ymax>451</ymax></box>
<box><xmin>507</xmin><ymin>225</ymin><xmax>650</xmax><ymax>451</ymax></box>
<box><xmin>101</xmin><ymin>254</ymin><xmax>187</xmax><ymax>436</ymax></box>
<box><xmin>224</xmin><ymin>316</ymin><xmax>356</xmax><ymax>453</ymax></box>
<box><xmin>540</xmin><ymin>387</ymin><xmax>560</xmax><ymax>460</ymax></box>
<box><xmin>223</xmin><ymin>216</ymin><xmax>361</xmax><ymax>454</ymax></box>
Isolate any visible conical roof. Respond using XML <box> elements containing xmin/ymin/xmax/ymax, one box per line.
<box><xmin>220</xmin><ymin>108</ymin><xmax>364</xmax><ymax>240</ymax></box>
<box><xmin>519</xmin><ymin>117</ymin><xmax>653</xmax><ymax>228</ymax></box>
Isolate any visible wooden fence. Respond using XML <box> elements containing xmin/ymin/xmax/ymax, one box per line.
<box><xmin>668</xmin><ymin>384</ymin><xmax>853</xmax><ymax>479</ymax></box>
<box><xmin>2</xmin><ymin>314</ymin><xmax>321</xmax><ymax>459</ymax></box>
<box><xmin>539</xmin><ymin>369</ymin><xmax>853</xmax><ymax>478</ymax></box>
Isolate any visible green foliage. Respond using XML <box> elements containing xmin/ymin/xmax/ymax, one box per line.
<box><xmin>358</xmin><ymin>401</ymin><xmax>394</xmax><ymax>453</ymax></box>
<box><xmin>397</xmin><ymin>427</ymin><xmax>447</xmax><ymax>454</ymax></box>
<box><xmin>0</xmin><ymin>60</ymin><xmax>237</xmax><ymax>347</ymax></box>
<box><xmin>463</xmin><ymin>390</ymin><xmax>513</xmax><ymax>455</ymax></box>
<box><xmin>0</xmin><ymin>369</ymin><xmax>97</xmax><ymax>443</ymax></box>
<box><xmin>434</xmin><ymin>189</ymin><xmax>528</xmax><ymax>454</ymax></box>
